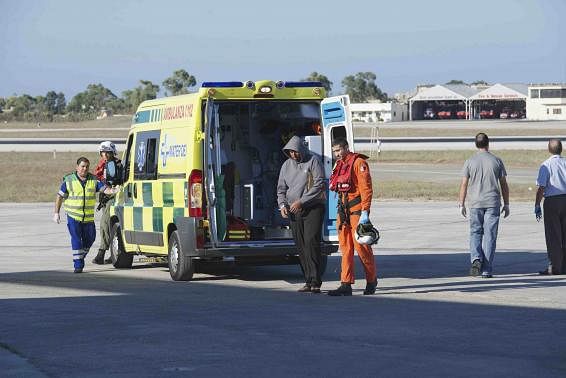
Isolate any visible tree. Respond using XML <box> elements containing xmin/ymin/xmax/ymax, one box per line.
<box><xmin>301</xmin><ymin>72</ymin><xmax>332</xmax><ymax>94</ymax></box>
<box><xmin>341</xmin><ymin>72</ymin><xmax>387</xmax><ymax>103</ymax></box>
<box><xmin>0</xmin><ymin>97</ymin><xmax>5</xmax><ymax>112</ymax></box>
<box><xmin>123</xmin><ymin>80</ymin><xmax>160</xmax><ymax>112</ymax></box>
<box><xmin>45</xmin><ymin>91</ymin><xmax>58</xmax><ymax>113</ymax></box>
<box><xmin>55</xmin><ymin>92</ymin><xmax>66</xmax><ymax>114</ymax></box>
<box><xmin>471</xmin><ymin>80</ymin><xmax>489</xmax><ymax>86</ymax></box>
<box><xmin>445</xmin><ymin>79</ymin><xmax>466</xmax><ymax>85</ymax></box>
<box><xmin>67</xmin><ymin>84</ymin><xmax>118</xmax><ymax>113</ymax></box>
<box><xmin>6</xmin><ymin>95</ymin><xmax>36</xmax><ymax>116</ymax></box>
<box><xmin>162</xmin><ymin>69</ymin><xmax>196</xmax><ymax>96</ymax></box>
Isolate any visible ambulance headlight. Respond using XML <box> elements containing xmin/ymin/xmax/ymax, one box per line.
<box><xmin>245</xmin><ymin>80</ymin><xmax>255</xmax><ymax>89</ymax></box>
<box><xmin>259</xmin><ymin>86</ymin><xmax>272</xmax><ymax>94</ymax></box>
<box><xmin>275</xmin><ymin>81</ymin><xmax>285</xmax><ymax>89</ymax></box>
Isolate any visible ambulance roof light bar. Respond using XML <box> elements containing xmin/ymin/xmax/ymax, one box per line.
<box><xmin>278</xmin><ymin>81</ymin><xmax>323</xmax><ymax>88</ymax></box>
<box><xmin>201</xmin><ymin>81</ymin><xmax>244</xmax><ymax>88</ymax></box>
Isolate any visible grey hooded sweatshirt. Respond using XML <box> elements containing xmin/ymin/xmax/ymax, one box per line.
<box><xmin>277</xmin><ymin>136</ymin><xmax>325</xmax><ymax>210</ymax></box>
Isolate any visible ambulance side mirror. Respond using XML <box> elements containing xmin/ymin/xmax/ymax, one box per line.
<box><xmin>105</xmin><ymin>160</ymin><xmax>124</xmax><ymax>186</ymax></box>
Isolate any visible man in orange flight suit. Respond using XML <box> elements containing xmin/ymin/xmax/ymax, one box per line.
<box><xmin>328</xmin><ymin>137</ymin><xmax>377</xmax><ymax>296</ymax></box>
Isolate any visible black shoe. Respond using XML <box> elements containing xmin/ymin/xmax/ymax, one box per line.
<box><xmin>363</xmin><ymin>280</ymin><xmax>378</xmax><ymax>295</ymax></box>
<box><xmin>481</xmin><ymin>273</ymin><xmax>493</xmax><ymax>278</ymax></box>
<box><xmin>74</xmin><ymin>268</ymin><xmax>83</xmax><ymax>274</ymax></box>
<box><xmin>92</xmin><ymin>249</ymin><xmax>106</xmax><ymax>265</ymax></box>
<box><xmin>470</xmin><ymin>259</ymin><xmax>482</xmax><ymax>277</ymax></box>
<box><xmin>104</xmin><ymin>257</ymin><xmax>113</xmax><ymax>264</ymax></box>
<box><xmin>298</xmin><ymin>284</ymin><xmax>312</xmax><ymax>293</ymax></box>
<box><xmin>311</xmin><ymin>285</ymin><xmax>321</xmax><ymax>294</ymax></box>
<box><xmin>328</xmin><ymin>283</ymin><xmax>352</xmax><ymax>296</ymax></box>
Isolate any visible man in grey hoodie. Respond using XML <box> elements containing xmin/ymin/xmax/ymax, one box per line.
<box><xmin>277</xmin><ymin>135</ymin><xmax>326</xmax><ymax>293</ymax></box>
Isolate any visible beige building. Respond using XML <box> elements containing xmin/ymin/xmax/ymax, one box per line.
<box><xmin>527</xmin><ymin>84</ymin><xmax>566</xmax><ymax>120</ymax></box>
<box><xmin>350</xmin><ymin>102</ymin><xmax>408</xmax><ymax>122</ymax></box>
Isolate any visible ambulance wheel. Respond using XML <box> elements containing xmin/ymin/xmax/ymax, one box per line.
<box><xmin>110</xmin><ymin>222</ymin><xmax>133</xmax><ymax>269</ymax></box>
<box><xmin>168</xmin><ymin>231</ymin><xmax>195</xmax><ymax>281</ymax></box>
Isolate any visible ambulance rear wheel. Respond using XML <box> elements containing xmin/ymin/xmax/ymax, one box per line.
<box><xmin>110</xmin><ymin>222</ymin><xmax>133</xmax><ymax>269</ymax></box>
<box><xmin>168</xmin><ymin>231</ymin><xmax>195</xmax><ymax>281</ymax></box>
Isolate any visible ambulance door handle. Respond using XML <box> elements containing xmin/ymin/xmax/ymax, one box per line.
<box><xmin>133</xmin><ymin>183</ymin><xmax>138</xmax><ymax>199</ymax></box>
<box><xmin>209</xmin><ymin>183</ymin><xmax>216</xmax><ymax>206</ymax></box>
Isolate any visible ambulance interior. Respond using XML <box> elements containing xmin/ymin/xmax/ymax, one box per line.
<box><xmin>206</xmin><ymin>100</ymin><xmax>324</xmax><ymax>243</ymax></box>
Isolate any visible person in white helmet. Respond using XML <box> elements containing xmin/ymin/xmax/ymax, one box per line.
<box><xmin>92</xmin><ymin>141</ymin><xmax>123</xmax><ymax>265</ymax></box>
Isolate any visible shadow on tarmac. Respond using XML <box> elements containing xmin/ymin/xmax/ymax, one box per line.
<box><xmin>1</xmin><ymin>251</ymin><xmax>566</xmax><ymax>377</ymax></box>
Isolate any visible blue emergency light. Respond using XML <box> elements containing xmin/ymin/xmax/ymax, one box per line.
<box><xmin>201</xmin><ymin>82</ymin><xmax>244</xmax><ymax>88</ymax></box>
<box><xmin>281</xmin><ymin>81</ymin><xmax>323</xmax><ymax>88</ymax></box>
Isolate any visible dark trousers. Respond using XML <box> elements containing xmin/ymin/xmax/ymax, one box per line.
<box><xmin>543</xmin><ymin>195</ymin><xmax>566</xmax><ymax>274</ymax></box>
<box><xmin>289</xmin><ymin>204</ymin><xmax>325</xmax><ymax>286</ymax></box>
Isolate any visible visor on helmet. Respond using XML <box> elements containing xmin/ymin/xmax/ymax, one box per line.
<box><xmin>355</xmin><ymin>223</ymin><xmax>380</xmax><ymax>245</ymax></box>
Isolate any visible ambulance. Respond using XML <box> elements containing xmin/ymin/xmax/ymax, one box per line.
<box><xmin>108</xmin><ymin>80</ymin><xmax>355</xmax><ymax>281</ymax></box>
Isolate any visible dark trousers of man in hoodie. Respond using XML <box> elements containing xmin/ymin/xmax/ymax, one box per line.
<box><xmin>289</xmin><ymin>204</ymin><xmax>325</xmax><ymax>287</ymax></box>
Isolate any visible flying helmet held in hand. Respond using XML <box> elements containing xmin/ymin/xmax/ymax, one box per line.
<box><xmin>355</xmin><ymin>222</ymin><xmax>380</xmax><ymax>245</ymax></box>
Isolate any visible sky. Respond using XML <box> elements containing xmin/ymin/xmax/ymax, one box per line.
<box><xmin>1</xmin><ymin>0</ymin><xmax>565</xmax><ymax>100</ymax></box>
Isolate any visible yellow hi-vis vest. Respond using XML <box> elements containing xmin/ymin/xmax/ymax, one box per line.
<box><xmin>63</xmin><ymin>173</ymin><xmax>97</xmax><ymax>222</ymax></box>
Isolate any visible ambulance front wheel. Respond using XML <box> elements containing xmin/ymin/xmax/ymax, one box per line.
<box><xmin>110</xmin><ymin>222</ymin><xmax>133</xmax><ymax>269</ymax></box>
<box><xmin>168</xmin><ymin>231</ymin><xmax>195</xmax><ymax>281</ymax></box>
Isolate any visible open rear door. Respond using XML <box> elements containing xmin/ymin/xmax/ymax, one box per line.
<box><xmin>320</xmin><ymin>95</ymin><xmax>354</xmax><ymax>242</ymax></box>
<box><xmin>204</xmin><ymin>98</ymin><xmax>221</xmax><ymax>247</ymax></box>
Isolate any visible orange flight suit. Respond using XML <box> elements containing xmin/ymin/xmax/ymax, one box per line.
<box><xmin>336</xmin><ymin>154</ymin><xmax>376</xmax><ymax>284</ymax></box>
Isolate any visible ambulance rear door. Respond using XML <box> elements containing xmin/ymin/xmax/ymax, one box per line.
<box><xmin>320</xmin><ymin>95</ymin><xmax>354</xmax><ymax>242</ymax></box>
<box><xmin>204</xmin><ymin>98</ymin><xmax>221</xmax><ymax>248</ymax></box>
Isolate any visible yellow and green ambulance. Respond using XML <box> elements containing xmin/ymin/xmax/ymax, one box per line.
<box><xmin>109</xmin><ymin>80</ymin><xmax>355</xmax><ymax>281</ymax></box>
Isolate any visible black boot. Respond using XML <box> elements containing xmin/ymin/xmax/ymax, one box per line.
<box><xmin>92</xmin><ymin>249</ymin><xmax>106</xmax><ymax>265</ymax></box>
<box><xmin>327</xmin><ymin>283</ymin><xmax>352</xmax><ymax>296</ymax></box>
<box><xmin>363</xmin><ymin>280</ymin><xmax>378</xmax><ymax>295</ymax></box>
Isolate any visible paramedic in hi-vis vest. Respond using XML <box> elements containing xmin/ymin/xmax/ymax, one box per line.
<box><xmin>53</xmin><ymin>157</ymin><xmax>117</xmax><ymax>273</ymax></box>
<box><xmin>327</xmin><ymin>138</ymin><xmax>377</xmax><ymax>296</ymax></box>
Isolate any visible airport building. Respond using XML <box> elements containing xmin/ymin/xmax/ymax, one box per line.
<box><xmin>407</xmin><ymin>83</ymin><xmax>528</xmax><ymax>121</ymax></box>
<box><xmin>526</xmin><ymin>83</ymin><xmax>566</xmax><ymax>120</ymax></box>
<box><xmin>350</xmin><ymin>102</ymin><xmax>408</xmax><ymax>122</ymax></box>
<box><xmin>355</xmin><ymin>82</ymin><xmax>565</xmax><ymax>122</ymax></box>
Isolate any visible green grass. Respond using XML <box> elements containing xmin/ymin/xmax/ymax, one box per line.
<box><xmin>1</xmin><ymin>152</ymin><xmax>100</xmax><ymax>202</ymax></box>
<box><xmin>0</xmin><ymin>150</ymin><xmax>545</xmax><ymax>202</ymax></box>
<box><xmin>0</xmin><ymin>117</ymin><xmax>131</xmax><ymax>129</ymax></box>
<box><xmin>362</xmin><ymin>150</ymin><xmax>549</xmax><ymax>168</ymax></box>
<box><xmin>0</xmin><ymin>130</ymin><xmax>129</xmax><ymax>138</ymax></box>
<box><xmin>354</xmin><ymin>127</ymin><xmax>566</xmax><ymax>138</ymax></box>
<box><xmin>375</xmin><ymin>179</ymin><xmax>535</xmax><ymax>201</ymax></box>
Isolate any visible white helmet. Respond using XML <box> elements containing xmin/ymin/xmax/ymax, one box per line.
<box><xmin>355</xmin><ymin>223</ymin><xmax>380</xmax><ymax>245</ymax></box>
<box><xmin>99</xmin><ymin>141</ymin><xmax>117</xmax><ymax>155</ymax></box>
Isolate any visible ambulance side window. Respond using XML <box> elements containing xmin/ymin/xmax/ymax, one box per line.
<box><xmin>145</xmin><ymin>138</ymin><xmax>158</xmax><ymax>179</ymax></box>
<box><xmin>123</xmin><ymin>134</ymin><xmax>134</xmax><ymax>183</ymax></box>
<box><xmin>134</xmin><ymin>130</ymin><xmax>161</xmax><ymax>181</ymax></box>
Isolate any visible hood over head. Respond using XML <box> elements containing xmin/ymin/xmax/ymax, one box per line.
<box><xmin>282</xmin><ymin>135</ymin><xmax>309</xmax><ymax>162</ymax></box>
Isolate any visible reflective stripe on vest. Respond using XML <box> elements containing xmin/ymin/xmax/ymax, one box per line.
<box><xmin>63</xmin><ymin>173</ymin><xmax>97</xmax><ymax>222</ymax></box>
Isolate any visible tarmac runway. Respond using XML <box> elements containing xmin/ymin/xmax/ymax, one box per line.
<box><xmin>1</xmin><ymin>201</ymin><xmax>565</xmax><ymax>377</ymax></box>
